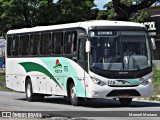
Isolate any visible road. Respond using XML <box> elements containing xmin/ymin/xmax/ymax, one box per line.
<box><xmin>0</xmin><ymin>91</ymin><xmax>160</xmax><ymax>120</ymax></box>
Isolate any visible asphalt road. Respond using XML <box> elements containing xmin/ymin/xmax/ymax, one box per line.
<box><xmin>0</xmin><ymin>91</ymin><xmax>160</xmax><ymax>120</ymax></box>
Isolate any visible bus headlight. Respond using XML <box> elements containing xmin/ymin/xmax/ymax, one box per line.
<box><xmin>140</xmin><ymin>78</ymin><xmax>152</xmax><ymax>86</ymax></box>
<box><xmin>148</xmin><ymin>78</ymin><xmax>152</xmax><ymax>83</ymax></box>
<box><xmin>91</xmin><ymin>77</ymin><xmax>106</xmax><ymax>86</ymax></box>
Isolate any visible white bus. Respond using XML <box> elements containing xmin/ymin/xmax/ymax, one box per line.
<box><xmin>6</xmin><ymin>20</ymin><xmax>152</xmax><ymax>106</ymax></box>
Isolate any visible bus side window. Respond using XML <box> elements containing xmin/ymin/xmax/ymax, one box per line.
<box><xmin>7</xmin><ymin>37</ymin><xmax>12</xmax><ymax>56</ymax></box>
<box><xmin>40</xmin><ymin>33</ymin><xmax>51</xmax><ymax>55</ymax></box>
<box><xmin>64</xmin><ymin>31</ymin><xmax>77</xmax><ymax>55</ymax></box>
<box><xmin>51</xmin><ymin>33</ymin><xmax>55</xmax><ymax>54</ymax></box>
<box><xmin>30</xmin><ymin>34</ymin><xmax>40</xmax><ymax>56</ymax></box>
<box><xmin>20</xmin><ymin>35</ymin><xmax>29</xmax><ymax>55</ymax></box>
<box><xmin>64</xmin><ymin>32</ymin><xmax>71</xmax><ymax>54</ymax></box>
<box><xmin>12</xmin><ymin>36</ymin><xmax>19</xmax><ymax>56</ymax></box>
<box><xmin>72</xmin><ymin>32</ymin><xmax>77</xmax><ymax>54</ymax></box>
<box><xmin>55</xmin><ymin>32</ymin><xmax>63</xmax><ymax>54</ymax></box>
<box><xmin>48</xmin><ymin>34</ymin><xmax>52</xmax><ymax>55</ymax></box>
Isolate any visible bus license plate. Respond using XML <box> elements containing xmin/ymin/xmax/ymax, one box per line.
<box><xmin>118</xmin><ymin>95</ymin><xmax>129</xmax><ymax>98</ymax></box>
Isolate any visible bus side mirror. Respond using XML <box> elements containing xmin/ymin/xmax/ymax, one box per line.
<box><xmin>85</xmin><ymin>41</ymin><xmax>91</xmax><ymax>53</ymax></box>
<box><xmin>151</xmin><ymin>38</ymin><xmax>156</xmax><ymax>50</ymax></box>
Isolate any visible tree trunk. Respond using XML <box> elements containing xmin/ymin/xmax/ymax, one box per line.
<box><xmin>112</xmin><ymin>0</ymin><xmax>158</xmax><ymax>21</ymax></box>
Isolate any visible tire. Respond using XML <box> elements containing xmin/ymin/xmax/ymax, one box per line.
<box><xmin>25</xmin><ymin>79</ymin><xmax>44</xmax><ymax>102</ymax></box>
<box><xmin>69</xmin><ymin>83</ymin><xmax>81</xmax><ymax>106</ymax></box>
<box><xmin>119</xmin><ymin>98</ymin><xmax>132</xmax><ymax>106</ymax></box>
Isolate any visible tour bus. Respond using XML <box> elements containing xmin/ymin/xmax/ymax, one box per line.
<box><xmin>6</xmin><ymin>20</ymin><xmax>152</xmax><ymax>106</ymax></box>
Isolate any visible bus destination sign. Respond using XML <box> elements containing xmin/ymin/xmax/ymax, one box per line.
<box><xmin>90</xmin><ymin>31</ymin><xmax>117</xmax><ymax>37</ymax></box>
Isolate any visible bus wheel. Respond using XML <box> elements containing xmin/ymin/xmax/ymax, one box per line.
<box><xmin>70</xmin><ymin>83</ymin><xmax>81</xmax><ymax>106</ymax></box>
<box><xmin>119</xmin><ymin>98</ymin><xmax>132</xmax><ymax>106</ymax></box>
<box><xmin>25</xmin><ymin>79</ymin><xmax>36</xmax><ymax>102</ymax></box>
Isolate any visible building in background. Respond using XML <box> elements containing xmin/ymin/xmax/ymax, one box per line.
<box><xmin>144</xmin><ymin>3</ymin><xmax>160</xmax><ymax>69</ymax></box>
<box><xmin>145</xmin><ymin>5</ymin><xmax>160</xmax><ymax>60</ymax></box>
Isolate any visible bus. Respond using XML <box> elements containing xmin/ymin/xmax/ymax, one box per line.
<box><xmin>6</xmin><ymin>20</ymin><xmax>152</xmax><ymax>106</ymax></box>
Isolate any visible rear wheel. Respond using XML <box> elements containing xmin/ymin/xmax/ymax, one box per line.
<box><xmin>25</xmin><ymin>79</ymin><xmax>44</xmax><ymax>102</ymax></box>
<box><xmin>26</xmin><ymin>79</ymin><xmax>35</xmax><ymax>102</ymax></box>
<box><xmin>70</xmin><ymin>83</ymin><xmax>81</xmax><ymax>106</ymax></box>
<box><xmin>119</xmin><ymin>98</ymin><xmax>132</xmax><ymax>106</ymax></box>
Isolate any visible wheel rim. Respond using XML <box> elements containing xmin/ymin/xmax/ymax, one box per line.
<box><xmin>71</xmin><ymin>86</ymin><xmax>76</xmax><ymax>100</ymax></box>
<box><xmin>27</xmin><ymin>84</ymin><xmax>31</xmax><ymax>98</ymax></box>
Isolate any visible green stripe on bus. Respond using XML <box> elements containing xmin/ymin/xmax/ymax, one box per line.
<box><xmin>19</xmin><ymin>62</ymin><xmax>63</xmax><ymax>90</ymax></box>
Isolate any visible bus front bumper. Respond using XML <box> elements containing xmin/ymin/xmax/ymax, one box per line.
<box><xmin>90</xmin><ymin>83</ymin><xmax>152</xmax><ymax>99</ymax></box>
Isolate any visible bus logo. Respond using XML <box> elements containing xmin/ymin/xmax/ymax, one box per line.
<box><xmin>53</xmin><ymin>59</ymin><xmax>62</xmax><ymax>68</ymax></box>
<box><xmin>53</xmin><ymin>59</ymin><xmax>62</xmax><ymax>73</ymax></box>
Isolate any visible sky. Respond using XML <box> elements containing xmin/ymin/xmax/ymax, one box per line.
<box><xmin>53</xmin><ymin>0</ymin><xmax>111</xmax><ymax>10</ymax></box>
<box><xmin>94</xmin><ymin>0</ymin><xmax>111</xmax><ymax>9</ymax></box>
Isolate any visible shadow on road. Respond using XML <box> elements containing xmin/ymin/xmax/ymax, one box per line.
<box><xmin>17</xmin><ymin>96</ymin><xmax>160</xmax><ymax>108</ymax></box>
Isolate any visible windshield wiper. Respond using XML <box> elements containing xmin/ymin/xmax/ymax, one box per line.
<box><xmin>107</xmin><ymin>55</ymin><xmax>116</xmax><ymax>70</ymax></box>
<box><xmin>128</xmin><ymin>55</ymin><xmax>141</xmax><ymax>71</ymax></box>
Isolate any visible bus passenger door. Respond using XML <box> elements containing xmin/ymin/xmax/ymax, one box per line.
<box><xmin>77</xmin><ymin>38</ymin><xmax>87</xmax><ymax>97</ymax></box>
<box><xmin>77</xmin><ymin>38</ymin><xmax>86</xmax><ymax>69</ymax></box>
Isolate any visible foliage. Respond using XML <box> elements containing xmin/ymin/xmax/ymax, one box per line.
<box><xmin>152</xmin><ymin>66</ymin><xmax>160</xmax><ymax>84</ymax></box>
<box><xmin>0</xmin><ymin>0</ymin><xmax>159</xmax><ymax>36</ymax></box>
<box><xmin>152</xmin><ymin>66</ymin><xmax>160</xmax><ymax>94</ymax></box>
<box><xmin>0</xmin><ymin>0</ymin><xmax>98</xmax><ymax>36</ymax></box>
<box><xmin>97</xmin><ymin>2</ymin><xmax>116</xmax><ymax>20</ymax></box>
<box><xmin>99</xmin><ymin>0</ymin><xmax>158</xmax><ymax>21</ymax></box>
<box><xmin>147</xmin><ymin>65</ymin><xmax>160</xmax><ymax>101</ymax></box>
<box><xmin>56</xmin><ymin>0</ymin><xmax>98</xmax><ymax>24</ymax></box>
<box><xmin>130</xmin><ymin>10</ymin><xmax>150</xmax><ymax>23</ymax></box>
<box><xmin>0</xmin><ymin>72</ymin><xmax>11</xmax><ymax>91</ymax></box>
<box><xmin>0</xmin><ymin>0</ymin><xmax>61</xmax><ymax>36</ymax></box>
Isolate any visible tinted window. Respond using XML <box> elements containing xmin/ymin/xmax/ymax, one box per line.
<box><xmin>64</xmin><ymin>31</ymin><xmax>77</xmax><ymax>54</ymax></box>
<box><xmin>7</xmin><ymin>37</ymin><xmax>12</xmax><ymax>56</ymax></box>
<box><xmin>55</xmin><ymin>32</ymin><xmax>63</xmax><ymax>54</ymax></box>
<box><xmin>40</xmin><ymin>33</ymin><xmax>51</xmax><ymax>55</ymax></box>
<box><xmin>19</xmin><ymin>35</ymin><xmax>29</xmax><ymax>55</ymax></box>
<box><xmin>30</xmin><ymin>34</ymin><xmax>39</xmax><ymax>55</ymax></box>
<box><xmin>51</xmin><ymin>33</ymin><xmax>55</xmax><ymax>54</ymax></box>
<box><xmin>12</xmin><ymin>36</ymin><xmax>19</xmax><ymax>56</ymax></box>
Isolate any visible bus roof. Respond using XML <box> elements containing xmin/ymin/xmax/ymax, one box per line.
<box><xmin>7</xmin><ymin>20</ymin><xmax>145</xmax><ymax>35</ymax></box>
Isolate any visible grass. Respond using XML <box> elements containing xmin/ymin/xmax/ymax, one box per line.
<box><xmin>0</xmin><ymin>72</ymin><xmax>11</xmax><ymax>91</ymax></box>
<box><xmin>149</xmin><ymin>66</ymin><xmax>160</xmax><ymax>101</ymax></box>
<box><xmin>152</xmin><ymin>66</ymin><xmax>160</xmax><ymax>94</ymax></box>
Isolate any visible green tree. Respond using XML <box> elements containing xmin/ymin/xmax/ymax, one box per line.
<box><xmin>0</xmin><ymin>0</ymin><xmax>98</xmax><ymax>36</ymax></box>
<box><xmin>112</xmin><ymin>0</ymin><xmax>158</xmax><ymax>21</ymax></box>
<box><xmin>56</xmin><ymin>0</ymin><xmax>98</xmax><ymax>23</ymax></box>
<box><xmin>34</xmin><ymin>0</ymin><xmax>59</xmax><ymax>26</ymax></box>
<box><xmin>0</xmin><ymin>0</ymin><xmax>58</xmax><ymax>36</ymax></box>
<box><xmin>99</xmin><ymin>0</ymin><xmax>159</xmax><ymax>21</ymax></box>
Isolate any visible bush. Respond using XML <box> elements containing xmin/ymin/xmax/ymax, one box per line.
<box><xmin>0</xmin><ymin>72</ymin><xmax>11</xmax><ymax>91</ymax></box>
<box><xmin>152</xmin><ymin>66</ymin><xmax>160</xmax><ymax>95</ymax></box>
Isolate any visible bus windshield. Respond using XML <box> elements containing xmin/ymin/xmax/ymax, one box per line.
<box><xmin>90</xmin><ymin>30</ymin><xmax>151</xmax><ymax>71</ymax></box>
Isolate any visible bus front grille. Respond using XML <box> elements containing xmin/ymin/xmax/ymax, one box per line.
<box><xmin>108</xmin><ymin>85</ymin><xmax>139</xmax><ymax>87</ymax></box>
<box><xmin>107</xmin><ymin>89</ymin><xmax>141</xmax><ymax>97</ymax></box>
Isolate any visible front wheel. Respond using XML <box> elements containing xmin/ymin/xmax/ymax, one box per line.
<box><xmin>70</xmin><ymin>83</ymin><xmax>81</xmax><ymax>106</ymax></box>
<box><xmin>119</xmin><ymin>98</ymin><xmax>132</xmax><ymax>106</ymax></box>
